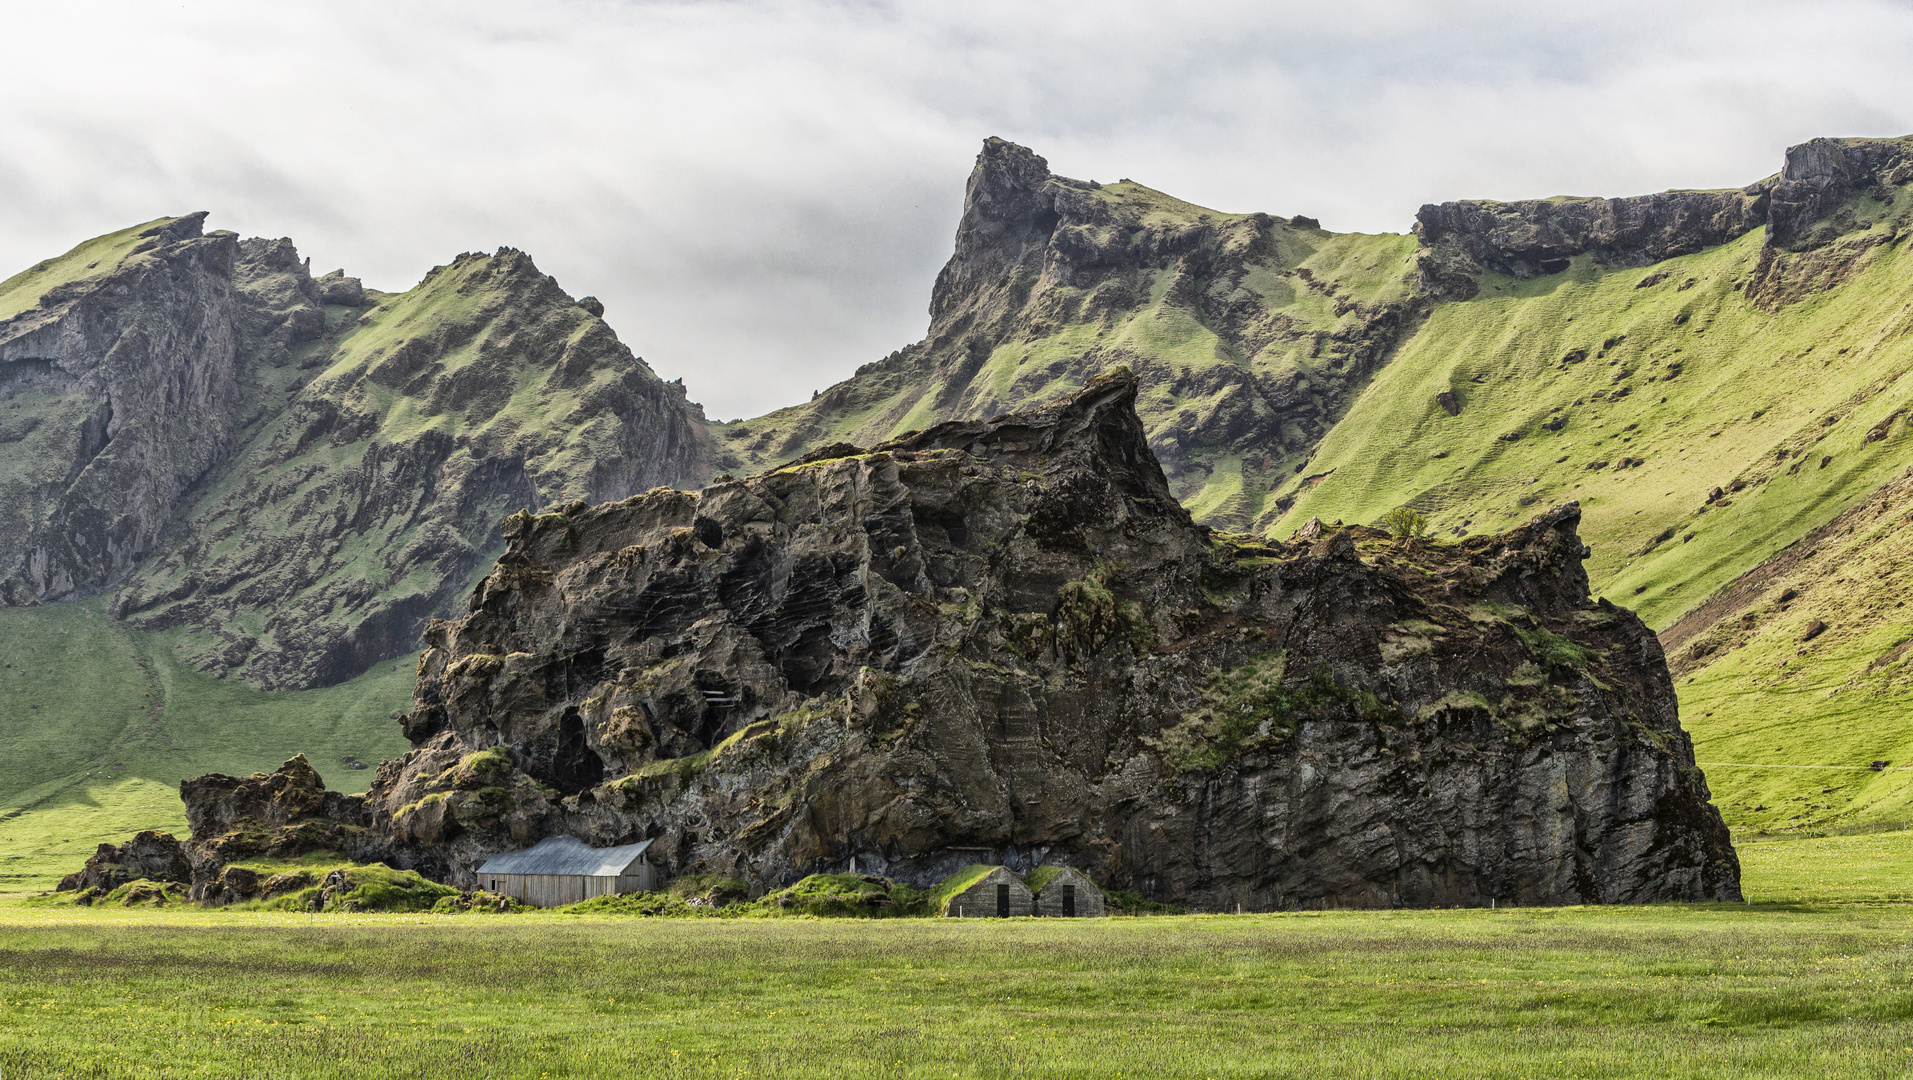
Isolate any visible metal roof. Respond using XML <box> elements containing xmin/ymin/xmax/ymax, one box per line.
<box><xmin>476</xmin><ymin>835</ymin><xmax>654</xmax><ymax>877</ymax></box>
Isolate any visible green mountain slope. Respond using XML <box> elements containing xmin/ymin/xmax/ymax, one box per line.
<box><xmin>1268</xmin><ymin>223</ymin><xmax>1913</xmax><ymax>626</ymax></box>
<box><xmin>1263</xmin><ymin>136</ymin><xmax>1913</xmax><ymax>835</ymax></box>
<box><xmin>1666</xmin><ymin>468</ymin><xmax>1913</xmax><ymax>834</ymax></box>
<box><xmin>0</xmin><ymin>600</ymin><xmax>413</xmax><ymax>890</ymax></box>
<box><xmin>714</xmin><ymin>139</ymin><xmax>1421</xmax><ymax>529</ymax></box>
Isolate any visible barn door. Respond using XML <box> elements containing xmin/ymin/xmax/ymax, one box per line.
<box><xmin>1063</xmin><ymin>884</ymin><xmax>1076</xmax><ymax>917</ymax></box>
<box><xmin>996</xmin><ymin>883</ymin><xmax>1010</xmax><ymax>917</ymax></box>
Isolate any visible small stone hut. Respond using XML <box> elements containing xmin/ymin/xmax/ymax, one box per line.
<box><xmin>939</xmin><ymin>865</ymin><xmax>1034</xmax><ymax>918</ymax></box>
<box><xmin>1027</xmin><ymin>866</ymin><xmax>1106</xmax><ymax>917</ymax></box>
<box><xmin>476</xmin><ymin>835</ymin><xmax>656</xmax><ymax>908</ymax></box>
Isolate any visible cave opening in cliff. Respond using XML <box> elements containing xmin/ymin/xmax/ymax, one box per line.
<box><xmin>552</xmin><ymin>705</ymin><xmax>605</xmax><ymax>794</ymax></box>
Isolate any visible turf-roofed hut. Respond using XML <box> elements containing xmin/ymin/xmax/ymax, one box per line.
<box><xmin>936</xmin><ymin>865</ymin><xmax>1034</xmax><ymax>918</ymax></box>
<box><xmin>475</xmin><ymin>836</ymin><xmax>657</xmax><ymax>908</ymax></box>
<box><xmin>1026</xmin><ymin>866</ymin><xmax>1105</xmax><ymax>917</ymax></box>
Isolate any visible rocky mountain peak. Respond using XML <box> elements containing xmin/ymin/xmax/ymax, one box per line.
<box><xmin>927</xmin><ymin>137</ymin><xmax>1060</xmax><ymax>328</ymax></box>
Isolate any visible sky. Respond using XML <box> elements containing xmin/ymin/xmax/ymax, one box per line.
<box><xmin>2</xmin><ymin>1</ymin><xmax>1910</xmax><ymax>420</ymax></box>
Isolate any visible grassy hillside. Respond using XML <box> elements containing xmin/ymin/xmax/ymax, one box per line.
<box><xmin>1268</xmin><ymin>226</ymin><xmax>1913</xmax><ymax>622</ymax></box>
<box><xmin>1264</xmin><ymin>179</ymin><xmax>1913</xmax><ymax>835</ymax></box>
<box><xmin>0</xmin><ymin>601</ymin><xmax>413</xmax><ymax>889</ymax></box>
<box><xmin>0</xmin><ymin>215</ymin><xmax>182</xmax><ymax>323</ymax></box>
<box><xmin>1672</xmin><ymin>468</ymin><xmax>1913</xmax><ymax>834</ymax></box>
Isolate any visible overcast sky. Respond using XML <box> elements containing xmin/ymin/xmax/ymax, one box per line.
<box><xmin>3</xmin><ymin>1</ymin><xmax>1911</xmax><ymax>419</ymax></box>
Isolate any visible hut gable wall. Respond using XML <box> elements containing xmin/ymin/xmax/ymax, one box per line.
<box><xmin>1030</xmin><ymin>866</ymin><xmax>1106</xmax><ymax>917</ymax></box>
<box><xmin>944</xmin><ymin>866</ymin><xmax>1034</xmax><ymax>918</ymax></box>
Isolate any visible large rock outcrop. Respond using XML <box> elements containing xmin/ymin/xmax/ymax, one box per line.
<box><xmin>356</xmin><ymin>371</ymin><xmax>1736</xmax><ymax>909</ymax></box>
<box><xmin>59</xmin><ymin>754</ymin><xmax>373</xmax><ymax>903</ymax></box>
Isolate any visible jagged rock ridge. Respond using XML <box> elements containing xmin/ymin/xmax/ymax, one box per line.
<box><xmin>0</xmin><ymin>212</ymin><xmax>717</xmax><ymax>689</ymax></box>
<box><xmin>113</xmin><ymin>246</ymin><xmax>714</xmax><ymax>688</ymax></box>
<box><xmin>718</xmin><ymin>138</ymin><xmax>1423</xmax><ymax>530</ymax></box>
<box><xmin>321</xmin><ymin>372</ymin><xmax>1736</xmax><ymax>909</ymax></box>
<box><xmin>1414</xmin><ymin>134</ymin><xmax>1913</xmax><ymax>304</ymax></box>
<box><xmin>0</xmin><ymin>215</ymin><xmax>239</xmax><ymax>604</ymax></box>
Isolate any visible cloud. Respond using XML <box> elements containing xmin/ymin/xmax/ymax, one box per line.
<box><xmin>1</xmin><ymin>0</ymin><xmax>1909</xmax><ymax>417</ymax></box>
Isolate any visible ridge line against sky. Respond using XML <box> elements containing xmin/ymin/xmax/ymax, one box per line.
<box><xmin>3</xmin><ymin>0</ymin><xmax>1911</xmax><ymax>418</ymax></box>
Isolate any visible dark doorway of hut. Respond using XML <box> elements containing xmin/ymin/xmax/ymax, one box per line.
<box><xmin>1063</xmin><ymin>884</ymin><xmax>1075</xmax><ymax>917</ymax></box>
<box><xmin>996</xmin><ymin>883</ymin><xmax>1010</xmax><ymax>917</ymax></box>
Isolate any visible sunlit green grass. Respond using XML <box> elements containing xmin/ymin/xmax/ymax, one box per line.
<box><xmin>5</xmin><ymin>895</ymin><xmax>1913</xmax><ymax>1079</ymax></box>
<box><xmin>1735</xmin><ymin>828</ymin><xmax>1913</xmax><ymax>903</ymax></box>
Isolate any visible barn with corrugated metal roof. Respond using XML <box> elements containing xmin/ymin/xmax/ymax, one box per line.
<box><xmin>476</xmin><ymin>836</ymin><xmax>657</xmax><ymax>907</ymax></box>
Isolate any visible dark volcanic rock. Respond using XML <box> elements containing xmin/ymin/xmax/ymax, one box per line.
<box><xmin>1766</xmin><ymin>136</ymin><xmax>1913</xmax><ymax>250</ymax></box>
<box><xmin>1414</xmin><ymin>189</ymin><xmax>1769</xmax><ymax>300</ymax></box>
<box><xmin>58</xmin><ymin>830</ymin><xmax>193</xmax><ymax>893</ymax></box>
<box><xmin>58</xmin><ymin>756</ymin><xmax>376</xmax><ymax>903</ymax></box>
<box><xmin>176</xmin><ymin>754</ymin><xmax>375</xmax><ymax>900</ymax></box>
<box><xmin>1415</xmin><ymin>135</ymin><xmax>1913</xmax><ymax>303</ymax></box>
<box><xmin>0</xmin><ymin>214</ymin><xmax>241</xmax><ymax>603</ymax></box>
<box><xmin>357</xmin><ymin>371</ymin><xmax>1737</xmax><ymax>909</ymax></box>
<box><xmin>314</xmin><ymin>269</ymin><xmax>366</xmax><ymax>307</ymax></box>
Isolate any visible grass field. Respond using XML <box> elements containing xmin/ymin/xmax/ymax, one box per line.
<box><xmin>1</xmin><ymin>832</ymin><xmax>1910</xmax><ymax>1079</ymax></box>
<box><xmin>0</xmin><ymin>898</ymin><xmax>1909</xmax><ymax>1078</ymax></box>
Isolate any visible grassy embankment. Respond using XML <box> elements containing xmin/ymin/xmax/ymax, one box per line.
<box><xmin>0</xmin><ymin>600</ymin><xmax>413</xmax><ymax>890</ymax></box>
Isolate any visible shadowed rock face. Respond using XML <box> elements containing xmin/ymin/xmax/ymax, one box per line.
<box><xmin>1414</xmin><ymin>190</ymin><xmax>1770</xmax><ymax>300</ymax></box>
<box><xmin>1414</xmin><ymin>135</ymin><xmax>1913</xmax><ymax>301</ymax></box>
<box><xmin>111</xmin><ymin>246</ymin><xmax>716</xmax><ymax>689</ymax></box>
<box><xmin>354</xmin><ymin>371</ymin><xmax>1737</xmax><ymax>909</ymax></box>
<box><xmin>0</xmin><ymin>215</ymin><xmax>240</xmax><ymax>603</ymax></box>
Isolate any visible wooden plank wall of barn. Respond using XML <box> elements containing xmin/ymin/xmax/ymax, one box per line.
<box><xmin>484</xmin><ymin>873</ymin><xmax>651</xmax><ymax>908</ymax></box>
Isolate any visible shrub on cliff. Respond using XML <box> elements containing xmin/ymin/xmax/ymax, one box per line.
<box><xmin>1382</xmin><ymin>506</ymin><xmax>1430</xmax><ymax>540</ymax></box>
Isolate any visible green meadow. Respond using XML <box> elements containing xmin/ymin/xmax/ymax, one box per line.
<box><xmin>0</xmin><ymin>600</ymin><xmax>414</xmax><ymax>890</ymax></box>
<box><xmin>0</xmin><ymin>834</ymin><xmax>1906</xmax><ymax>1079</ymax></box>
<box><xmin>0</xmin><ymin>858</ymin><xmax>1910</xmax><ymax>1080</ymax></box>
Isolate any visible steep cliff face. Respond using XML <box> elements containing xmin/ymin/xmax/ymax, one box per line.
<box><xmin>720</xmin><ymin>138</ymin><xmax>1421</xmax><ymax>530</ymax></box>
<box><xmin>113</xmin><ymin>247</ymin><xmax>717</xmax><ymax>689</ymax></box>
<box><xmin>1414</xmin><ymin>189</ymin><xmax>1770</xmax><ymax>301</ymax></box>
<box><xmin>362</xmin><ymin>372</ymin><xmax>1737</xmax><ymax>909</ymax></box>
<box><xmin>0</xmin><ymin>214</ymin><xmax>240</xmax><ymax>604</ymax></box>
<box><xmin>1413</xmin><ymin>134</ymin><xmax>1913</xmax><ymax>304</ymax></box>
